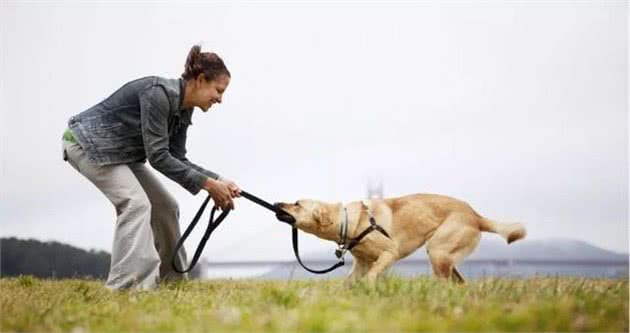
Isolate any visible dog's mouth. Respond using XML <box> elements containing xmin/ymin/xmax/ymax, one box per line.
<box><xmin>273</xmin><ymin>203</ymin><xmax>296</xmax><ymax>225</ymax></box>
<box><xmin>275</xmin><ymin>211</ymin><xmax>296</xmax><ymax>225</ymax></box>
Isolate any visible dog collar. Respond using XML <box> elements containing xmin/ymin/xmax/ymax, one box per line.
<box><xmin>335</xmin><ymin>206</ymin><xmax>349</xmax><ymax>259</ymax></box>
<box><xmin>338</xmin><ymin>206</ymin><xmax>349</xmax><ymax>245</ymax></box>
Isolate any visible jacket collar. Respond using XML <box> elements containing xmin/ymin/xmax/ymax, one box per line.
<box><xmin>178</xmin><ymin>78</ymin><xmax>194</xmax><ymax>125</ymax></box>
<box><xmin>178</xmin><ymin>78</ymin><xmax>186</xmax><ymax>111</ymax></box>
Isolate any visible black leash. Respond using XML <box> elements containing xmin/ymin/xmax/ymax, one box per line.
<box><xmin>171</xmin><ymin>190</ymin><xmax>346</xmax><ymax>274</ymax></box>
<box><xmin>171</xmin><ymin>194</ymin><xmax>227</xmax><ymax>273</ymax></box>
<box><xmin>291</xmin><ymin>227</ymin><xmax>345</xmax><ymax>274</ymax></box>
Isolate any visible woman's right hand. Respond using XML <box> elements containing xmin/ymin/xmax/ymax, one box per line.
<box><xmin>203</xmin><ymin>178</ymin><xmax>234</xmax><ymax>210</ymax></box>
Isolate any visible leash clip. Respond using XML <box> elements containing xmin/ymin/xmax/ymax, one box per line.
<box><xmin>335</xmin><ymin>245</ymin><xmax>347</xmax><ymax>259</ymax></box>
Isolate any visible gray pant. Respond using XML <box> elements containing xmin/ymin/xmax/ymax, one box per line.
<box><xmin>62</xmin><ymin>139</ymin><xmax>188</xmax><ymax>290</ymax></box>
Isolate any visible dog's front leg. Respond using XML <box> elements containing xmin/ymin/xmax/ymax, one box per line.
<box><xmin>365</xmin><ymin>251</ymin><xmax>396</xmax><ymax>287</ymax></box>
<box><xmin>345</xmin><ymin>258</ymin><xmax>368</xmax><ymax>286</ymax></box>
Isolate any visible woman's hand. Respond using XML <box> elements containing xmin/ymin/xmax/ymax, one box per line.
<box><xmin>219</xmin><ymin>176</ymin><xmax>241</xmax><ymax>198</ymax></box>
<box><xmin>203</xmin><ymin>178</ymin><xmax>234</xmax><ymax>210</ymax></box>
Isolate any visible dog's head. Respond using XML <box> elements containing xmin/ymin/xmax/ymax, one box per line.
<box><xmin>275</xmin><ymin>200</ymin><xmax>339</xmax><ymax>235</ymax></box>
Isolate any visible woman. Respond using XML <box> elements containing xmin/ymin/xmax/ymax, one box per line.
<box><xmin>61</xmin><ymin>45</ymin><xmax>241</xmax><ymax>290</ymax></box>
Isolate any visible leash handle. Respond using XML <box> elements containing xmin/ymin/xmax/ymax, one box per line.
<box><xmin>171</xmin><ymin>190</ymin><xmax>277</xmax><ymax>274</ymax></box>
<box><xmin>171</xmin><ymin>194</ymin><xmax>230</xmax><ymax>273</ymax></box>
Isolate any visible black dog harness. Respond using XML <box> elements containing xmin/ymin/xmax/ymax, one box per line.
<box><xmin>171</xmin><ymin>192</ymin><xmax>391</xmax><ymax>275</ymax></box>
<box><xmin>334</xmin><ymin>201</ymin><xmax>391</xmax><ymax>260</ymax></box>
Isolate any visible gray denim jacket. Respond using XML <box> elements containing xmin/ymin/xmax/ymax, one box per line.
<box><xmin>67</xmin><ymin>76</ymin><xmax>219</xmax><ymax>195</ymax></box>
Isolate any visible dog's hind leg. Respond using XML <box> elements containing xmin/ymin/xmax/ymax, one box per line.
<box><xmin>428</xmin><ymin>253</ymin><xmax>465</xmax><ymax>284</ymax></box>
<box><xmin>427</xmin><ymin>213</ymin><xmax>480</xmax><ymax>283</ymax></box>
<box><xmin>452</xmin><ymin>267</ymin><xmax>465</xmax><ymax>284</ymax></box>
<box><xmin>428</xmin><ymin>251</ymin><xmax>455</xmax><ymax>281</ymax></box>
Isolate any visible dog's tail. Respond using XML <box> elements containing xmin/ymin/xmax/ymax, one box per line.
<box><xmin>478</xmin><ymin>218</ymin><xmax>527</xmax><ymax>244</ymax></box>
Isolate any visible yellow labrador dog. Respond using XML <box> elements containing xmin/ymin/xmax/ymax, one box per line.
<box><xmin>276</xmin><ymin>193</ymin><xmax>526</xmax><ymax>285</ymax></box>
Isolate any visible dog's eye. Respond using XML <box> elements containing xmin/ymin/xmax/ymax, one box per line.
<box><xmin>294</xmin><ymin>201</ymin><xmax>300</xmax><ymax>207</ymax></box>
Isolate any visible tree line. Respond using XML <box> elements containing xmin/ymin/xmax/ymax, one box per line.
<box><xmin>1</xmin><ymin>237</ymin><xmax>203</xmax><ymax>279</ymax></box>
<box><xmin>1</xmin><ymin>237</ymin><xmax>110</xmax><ymax>278</ymax></box>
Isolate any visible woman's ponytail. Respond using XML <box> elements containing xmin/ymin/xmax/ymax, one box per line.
<box><xmin>182</xmin><ymin>44</ymin><xmax>230</xmax><ymax>81</ymax></box>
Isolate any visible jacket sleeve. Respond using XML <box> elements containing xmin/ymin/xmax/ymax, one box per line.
<box><xmin>169</xmin><ymin>117</ymin><xmax>221</xmax><ymax>181</ymax></box>
<box><xmin>139</xmin><ymin>85</ymin><xmax>208</xmax><ymax>195</ymax></box>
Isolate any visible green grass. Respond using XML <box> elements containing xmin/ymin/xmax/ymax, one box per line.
<box><xmin>1</xmin><ymin>275</ymin><xmax>627</xmax><ymax>332</ymax></box>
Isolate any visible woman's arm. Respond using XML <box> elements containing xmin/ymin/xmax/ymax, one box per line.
<box><xmin>168</xmin><ymin>117</ymin><xmax>220</xmax><ymax>181</ymax></box>
<box><xmin>170</xmin><ymin>125</ymin><xmax>241</xmax><ymax>198</ymax></box>
<box><xmin>139</xmin><ymin>85</ymin><xmax>209</xmax><ymax>195</ymax></box>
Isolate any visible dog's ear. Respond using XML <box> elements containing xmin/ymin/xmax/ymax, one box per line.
<box><xmin>313</xmin><ymin>205</ymin><xmax>334</xmax><ymax>228</ymax></box>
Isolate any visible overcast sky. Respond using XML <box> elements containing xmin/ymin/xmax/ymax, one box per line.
<box><xmin>1</xmin><ymin>1</ymin><xmax>628</xmax><ymax>262</ymax></box>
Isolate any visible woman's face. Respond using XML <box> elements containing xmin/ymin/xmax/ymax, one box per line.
<box><xmin>193</xmin><ymin>74</ymin><xmax>230</xmax><ymax>112</ymax></box>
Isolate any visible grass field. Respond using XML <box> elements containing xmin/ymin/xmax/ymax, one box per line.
<box><xmin>1</xmin><ymin>275</ymin><xmax>627</xmax><ymax>332</ymax></box>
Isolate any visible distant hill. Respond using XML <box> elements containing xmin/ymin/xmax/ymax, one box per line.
<box><xmin>1</xmin><ymin>237</ymin><xmax>110</xmax><ymax>278</ymax></box>
<box><xmin>466</xmin><ymin>237</ymin><xmax>629</xmax><ymax>262</ymax></box>
<box><xmin>0</xmin><ymin>237</ymin><xmax>205</xmax><ymax>279</ymax></box>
